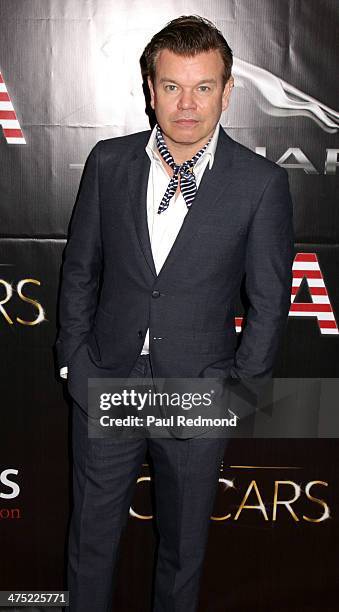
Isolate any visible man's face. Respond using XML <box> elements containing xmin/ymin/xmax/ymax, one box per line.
<box><xmin>148</xmin><ymin>48</ymin><xmax>233</xmax><ymax>153</ymax></box>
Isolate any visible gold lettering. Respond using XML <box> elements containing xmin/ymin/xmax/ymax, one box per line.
<box><xmin>0</xmin><ymin>279</ymin><xmax>13</xmax><ymax>324</ymax></box>
<box><xmin>303</xmin><ymin>481</ymin><xmax>329</xmax><ymax>523</ymax></box>
<box><xmin>16</xmin><ymin>279</ymin><xmax>45</xmax><ymax>325</ymax></box>
<box><xmin>273</xmin><ymin>480</ymin><xmax>300</xmax><ymax>521</ymax></box>
<box><xmin>129</xmin><ymin>476</ymin><xmax>153</xmax><ymax>520</ymax></box>
<box><xmin>234</xmin><ymin>480</ymin><xmax>269</xmax><ymax>521</ymax></box>
<box><xmin>211</xmin><ymin>478</ymin><xmax>234</xmax><ymax>521</ymax></box>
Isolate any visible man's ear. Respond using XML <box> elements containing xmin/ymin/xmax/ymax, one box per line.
<box><xmin>147</xmin><ymin>77</ymin><xmax>155</xmax><ymax>110</ymax></box>
<box><xmin>221</xmin><ymin>75</ymin><xmax>234</xmax><ymax>112</ymax></box>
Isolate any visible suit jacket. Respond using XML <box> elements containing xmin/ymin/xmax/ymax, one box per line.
<box><xmin>55</xmin><ymin>126</ymin><xmax>294</xmax><ymax>424</ymax></box>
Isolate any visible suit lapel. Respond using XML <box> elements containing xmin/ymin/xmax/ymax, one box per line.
<box><xmin>156</xmin><ymin>128</ymin><xmax>236</xmax><ymax>280</ymax></box>
<box><xmin>128</xmin><ymin>127</ymin><xmax>236</xmax><ymax>280</ymax></box>
<box><xmin>128</xmin><ymin>146</ymin><xmax>157</xmax><ymax>278</ymax></box>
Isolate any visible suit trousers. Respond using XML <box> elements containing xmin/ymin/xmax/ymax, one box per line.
<box><xmin>66</xmin><ymin>353</ymin><xmax>229</xmax><ymax>612</ymax></box>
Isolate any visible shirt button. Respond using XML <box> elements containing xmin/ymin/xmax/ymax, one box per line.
<box><xmin>152</xmin><ymin>290</ymin><xmax>161</xmax><ymax>298</ymax></box>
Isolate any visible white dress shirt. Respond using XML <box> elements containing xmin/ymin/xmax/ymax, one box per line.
<box><xmin>60</xmin><ymin>123</ymin><xmax>220</xmax><ymax>378</ymax></box>
<box><xmin>141</xmin><ymin>122</ymin><xmax>220</xmax><ymax>354</ymax></box>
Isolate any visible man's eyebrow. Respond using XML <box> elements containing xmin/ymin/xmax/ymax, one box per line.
<box><xmin>159</xmin><ymin>78</ymin><xmax>217</xmax><ymax>85</ymax></box>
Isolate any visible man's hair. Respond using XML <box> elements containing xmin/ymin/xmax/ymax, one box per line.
<box><xmin>142</xmin><ymin>15</ymin><xmax>233</xmax><ymax>86</ymax></box>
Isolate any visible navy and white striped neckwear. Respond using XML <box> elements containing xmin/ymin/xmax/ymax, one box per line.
<box><xmin>155</xmin><ymin>124</ymin><xmax>211</xmax><ymax>214</ymax></box>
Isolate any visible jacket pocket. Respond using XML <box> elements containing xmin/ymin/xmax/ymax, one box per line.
<box><xmin>87</xmin><ymin>330</ymin><xmax>102</xmax><ymax>363</ymax></box>
<box><xmin>172</xmin><ymin>329</ymin><xmax>236</xmax><ymax>355</ymax></box>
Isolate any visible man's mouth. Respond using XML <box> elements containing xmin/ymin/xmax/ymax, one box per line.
<box><xmin>174</xmin><ymin>119</ymin><xmax>199</xmax><ymax>126</ymax></box>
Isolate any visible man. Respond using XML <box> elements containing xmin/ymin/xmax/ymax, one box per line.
<box><xmin>55</xmin><ymin>15</ymin><xmax>294</xmax><ymax>612</ymax></box>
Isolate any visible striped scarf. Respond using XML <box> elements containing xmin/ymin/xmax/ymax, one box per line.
<box><xmin>155</xmin><ymin>124</ymin><xmax>211</xmax><ymax>214</ymax></box>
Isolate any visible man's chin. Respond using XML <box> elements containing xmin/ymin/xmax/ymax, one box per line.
<box><xmin>163</xmin><ymin>127</ymin><xmax>206</xmax><ymax>146</ymax></box>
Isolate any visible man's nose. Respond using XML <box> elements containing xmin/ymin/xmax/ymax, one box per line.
<box><xmin>177</xmin><ymin>90</ymin><xmax>197</xmax><ymax>110</ymax></box>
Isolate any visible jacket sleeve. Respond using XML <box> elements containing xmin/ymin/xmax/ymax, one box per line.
<box><xmin>230</xmin><ymin>166</ymin><xmax>294</xmax><ymax>381</ymax></box>
<box><xmin>54</xmin><ymin>142</ymin><xmax>103</xmax><ymax>369</ymax></box>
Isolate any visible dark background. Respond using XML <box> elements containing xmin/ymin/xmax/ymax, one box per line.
<box><xmin>0</xmin><ymin>1</ymin><xmax>338</xmax><ymax>610</ymax></box>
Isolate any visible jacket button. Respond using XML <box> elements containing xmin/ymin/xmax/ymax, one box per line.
<box><xmin>152</xmin><ymin>290</ymin><xmax>161</xmax><ymax>298</ymax></box>
<box><xmin>138</xmin><ymin>330</ymin><xmax>143</xmax><ymax>338</ymax></box>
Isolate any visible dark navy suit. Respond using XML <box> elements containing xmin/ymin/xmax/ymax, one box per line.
<box><xmin>55</xmin><ymin>126</ymin><xmax>294</xmax><ymax>611</ymax></box>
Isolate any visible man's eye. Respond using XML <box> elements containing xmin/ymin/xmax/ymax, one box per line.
<box><xmin>198</xmin><ymin>86</ymin><xmax>210</xmax><ymax>92</ymax></box>
<box><xmin>165</xmin><ymin>84</ymin><xmax>177</xmax><ymax>92</ymax></box>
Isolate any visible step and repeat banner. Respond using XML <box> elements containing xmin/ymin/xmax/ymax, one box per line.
<box><xmin>1</xmin><ymin>1</ymin><xmax>338</xmax><ymax>610</ymax></box>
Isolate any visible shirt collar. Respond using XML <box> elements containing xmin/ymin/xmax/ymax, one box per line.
<box><xmin>145</xmin><ymin>122</ymin><xmax>220</xmax><ymax>170</ymax></box>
